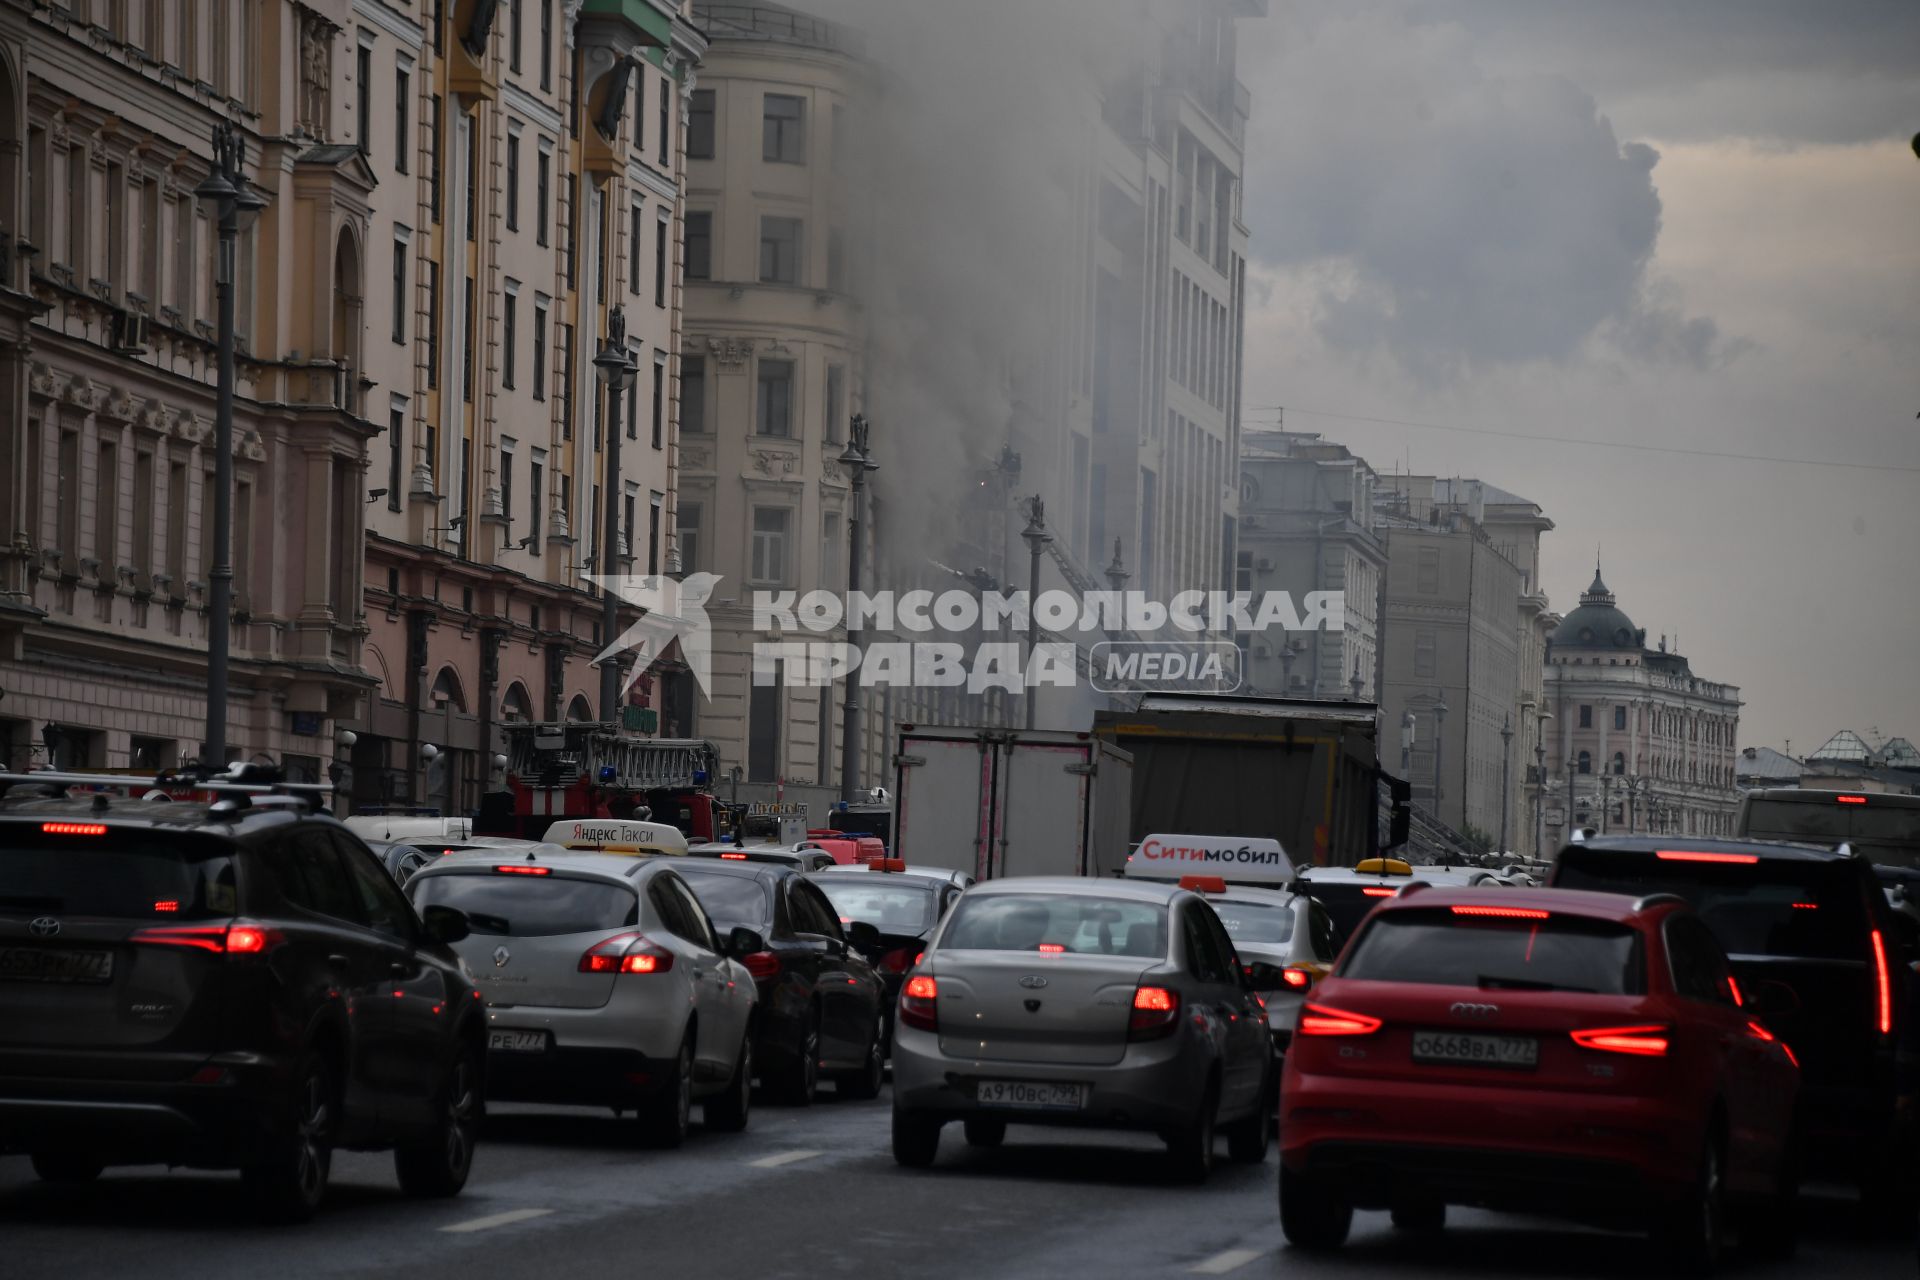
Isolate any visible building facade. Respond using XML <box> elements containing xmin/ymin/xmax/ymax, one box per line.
<box><xmin>344</xmin><ymin>0</ymin><xmax>706</xmax><ymax>814</ymax></box>
<box><xmin>0</xmin><ymin>0</ymin><xmax>380</xmax><ymax>778</ymax></box>
<box><xmin>1543</xmin><ymin>569</ymin><xmax>1743</xmax><ymax>843</ymax></box>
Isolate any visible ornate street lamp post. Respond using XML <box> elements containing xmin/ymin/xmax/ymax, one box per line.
<box><xmin>837</xmin><ymin>414</ymin><xmax>877</xmax><ymax>801</ymax></box>
<box><xmin>592</xmin><ymin>305</ymin><xmax>638</xmax><ymax>720</ymax></box>
<box><xmin>1019</xmin><ymin>497</ymin><xmax>1052</xmax><ymax>731</ymax></box>
<box><xmin>1498</xmin><ymin>713</ymin><xmax>1514</xmax><ymax>857</ymax></box>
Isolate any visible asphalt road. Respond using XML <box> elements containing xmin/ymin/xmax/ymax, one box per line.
<box><xmin>1</xmin><ymin>1083</ymin><xmax>1908</xmax><ymax>1279</ymax></box>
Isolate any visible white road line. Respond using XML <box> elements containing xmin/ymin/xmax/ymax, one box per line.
<box><xmin>747</xmin><ymin>1148</ymin><xmax>824</xmax><ymax>1169</ymax></box>
<box><xmin>439</xmin><ymin>1208</ymin><xmax>555</xmax><ymax>1234</ymax></box>
<box><xmin>1189</xmin><ymin>1247</ymin><xmax>1266</xmax><ymax>1275</ymax></box>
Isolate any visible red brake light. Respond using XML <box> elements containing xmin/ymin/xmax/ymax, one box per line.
<box><xmin>1361</xmin><ymin>887</ymin><xmax>1395</xmax><ymax>898</ymax></box>
<box><xmin>1129</xmin><ymin>985</ymin><xmax>1182</xmax><ymax>1040</ymax></box>
<box><xmin>1038</xmin><ymin>942</ymin><xmax>1066</xmax><ymax>954</ymax></box>
<box><xmin>1791</xmin><ymin>902</ymin><xmax>1818</xmax><ymax>910</ymax></box>
<box><xmin>740</xmin><ymin>951</ymin><xmax>781</xmax><ymax>981</ymax></box>
<box><xmin>131</xmin><ymin>921</ymin><xmax>282</xmax><ymax>955</ymax></box>
<box><xmin>578</xmin><ymin>933</ymin><xmax>673</xmax><ymax>975</ymax></box>
<box><xmin>900</xmin><ymin>974</ymin><xmax>939</xmax><ymax>1031</ymax></box>
<box><xmin>619</xmin><ymin>953</ymin><xmax>662</xmax><ymax>974</ymax></box>
<box><xmin>1450</xmin><ymin>905</ymin><xmax>1549</xmax><ymax>920</ymax></box>
<box><xmin>1871</xmin><ymin>929</ymin><xmax>1892</xmax><ymax>1036</ymax></box>
<box><xmin>153</xmin><ymin>900</ymin><xmax>180</xmax><ymax>913</ymax></box>
<box><xmin>1655</xmin><ymin>850</ymin><xmax>1758</xmax><ymax>864</ymax></box>
<box><xmin>1746</xmin><ymin>1019</ymin><xmax>1775</xmax><ymax>1042</ymax></box>
<box><xmin>1570</xmin><ymin>1024</ymin><xmax>1669</xmax><ymax>1056</ymax></box>
<box><xmin>226</xmin><ymin>925</ymin><xmax>271</xmax><ymax>954</ymax></box>
<box><xmin>720</xmin><ymin>852</ymin><xmax>749</xmax><ymax>860</ymax></box>
<box><xmin>1727</xmin><ymin>975</ymin><xmax>1743</xmax><ymax>1007</ymax></box>
<box><xmin>1298</xmin><ymin>1003</ymin><xmax>1382</xmax><ymax>1037</ymax></box>
<box><xmin>42</xmin><ymin>822</ymin><xmax>108</xmax><ymax>836</ymax></box>
<box><xmin>1835</xmin><ymin>794</ymin><xmax>1867</xmax><ymax>805</ymax></box>
<box><xmin>1281</xmin><ymin>966</ymin><xmax>1312</xmax><ymax>990</ymax></box>
<box><xmin>495</xmin><ymin>864</ymin><xmax>550</xmax><ymax>875</ymax></box>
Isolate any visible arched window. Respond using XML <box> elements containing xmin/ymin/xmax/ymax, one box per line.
<box><xmin>501</xmin><ymin>681</ymin><xmax>534</xmax><ymax>722</ymax></box>
<box><xmin>429</xmin><ymin>665</ymin><xmax>467</xmax><ymax>712</ymax></box>
<box><xmin>1577</xmin><ymin>751</ymin><xmax>1592</xmax><ymax>775</ymax></box>
<box><xmin>1612</xmin><ymin>752</ymin><xmax>1625</xmax><ymax>775</ymax></box>
<box><xmin>566</xmin><ymin>694</ymin><xmax>592</xmax><ymax>722</ymax></box>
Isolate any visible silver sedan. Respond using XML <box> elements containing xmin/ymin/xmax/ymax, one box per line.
<box><xmin>890</xmin><ymin>876</ymin><xmax>1274</xmax><ymax>1181</ymax></box>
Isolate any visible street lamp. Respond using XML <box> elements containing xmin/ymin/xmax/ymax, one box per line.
<box><xmin>837</xmin><ymin>413</ymin><xmax>877</xmax><ymax>802</ymax></box>
<box><xmin>1533</xmin><ymin>708</ymin><xmax>1552</xmax><ymax>859</ymax></box>
<box><xmin>1400</xmin><ymin>710</ymin><xmax>1415</xmax><ymax>782</ymax></box>
<box><xmin>1432</xmin><ymin>693</ymin><xmax>1449</xmax><ymax>821</ymax></box>
<box><xmin>195</xmin><ymin>123</ymin><xmax>270</xmax><ymax>767</ymax></box>
<box><xmin>1019</xmin><ymin>496</ymin><xmax>1053</xmax><ymax>731</ymax></box>
<box><xmin>592</xmin><ymin>305</ymin><xmax>638</xmax><ymax>720</ymax></box>
<box><xmin>1565</xmin><ymin>755</ymin><xmax>1577</xmax><ymax>837</ymax></box>
<box><xmin>1498</xmin><ymin>713</ymin><xmax>1514</xmax><ymax>857</ymax></box>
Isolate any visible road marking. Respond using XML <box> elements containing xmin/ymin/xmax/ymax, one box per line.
<box><xmin>748</xmin><ymin>1148</ymin><xmax>823</xmax><ymax>1169</ymax></box>
<box><xmin>439</xmin><ymin>1208</ymin><xmax>554</xmax><ymax>1234</ymax></box>
<box><xmin>1189</xmin><ymin>1247</ymin><xmax>1266</xmax><ymax>1275</ymax></box>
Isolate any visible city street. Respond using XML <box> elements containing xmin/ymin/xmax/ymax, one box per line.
<box><xmin>1</xmin><ymin>1084</ymin><xmax>1904</xmax><ymax>1279</ymax></box>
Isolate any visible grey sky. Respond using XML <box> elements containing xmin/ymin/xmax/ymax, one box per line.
<box><xmin>1235</xmin><ymin>1</ymin><xmax>1920</xmax><ymax>755</ymax></box>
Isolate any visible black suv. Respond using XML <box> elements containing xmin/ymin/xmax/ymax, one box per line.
<box><xmin>0</xmin><ymin>776</ymin><xmax>485</xmax><ymax>1221</ymax></box>
<box><xmin>1550</xmin><ymin>834</ymin><xmax>1911</xmax><ymax>1210</ymax></box>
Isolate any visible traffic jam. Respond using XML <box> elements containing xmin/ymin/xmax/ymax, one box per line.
<box><xmin>1</xmin><ymin>708</ymin><xmax>1916</xmax><ymax>1278</ymax></box>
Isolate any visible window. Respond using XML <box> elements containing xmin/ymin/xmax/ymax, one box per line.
<box><xmin>1579</xmin><ymin>704</ymin><xmax>1593</xmax><ymax>728</ymax></box>
<box><xmin>559</xmin><ymin>323</ymin><xmax>574</xmax><ymax>438</ymax></box>
<box><xmin>633</xmin><ymin>62</ymin><xmax>646</xmax><ymax>151</ymax></box>
<box><xmin>529</xmin><ymin>450</ymin><xmax>545</xmax><ymax>541</ymax></box>
<box><xmin>356</xmin><ymin>44</ymin><xmax>371</xmax><ymax>157</ymax></box>
<box><xmin>95</xmin><ymin>439</ymin><xmax>119</xmax><ymax>565</ymax></box>
<box><xmin>274</xmin><ymin>832</ymin><xmax>366</xmax><ymax>925</ymax></box>
<box><xmin>654</xmin><ymin>214</ymin><xmax>668</xmax><ymax>306</ymax></box>
<box><xmin>387</xmin><ymin>404</ymin><xmax>404</xmax><ymax>511</ymax></box>
<box><xmin>824</xmin><ymin>363</ymin><xmax>844</xmax><ymax>443</ymax></box>
<box><xmin>540</xmin><ymin>0</ymin><xmax>552</xmax><ymax>90</ymax></box>
<box><xmin>1613</xmin><ymin>752</ymin><xmax>1626</xmax><ymax>776</ymax></box>
<box><xmin>502</xmin><ymin>289</ymin><xmax>517</xmax><ymax>388</ymax></box>
<box><xmin>509</xmin><ymin>0</ymin><xmax>522</xmax><ymax>71</ymax></box>
<box><xmin>684</xmin><ymin>211</ymin><xmax>711</xmax><ymax>280</ymax></box>
<box><xmin>1578</xmin><ymin>750</ymin><xmax>1592</xmax><ymax>775</ymax></box>
<box><xmin>461</xmin><ymin>276</ymin><xmax>475</xmax><ymax>401</ymax></box>
<box><xmin>626</xmin><ymin>350</ymin><xmax>639</xmax><ymax>439</ymax></box>
<box><xmin>390</xmin><ymin>234</ymin><xmax>408</xmax><ymax>343</ymax></box>
<box><xmin>594</xmin><ymin>187</ymin><xmax>609</xmax><ymax>305</ymax></box>
<box><xmin>425</xmin><ymin>260</ymin><xmax>440</xmax><ymax>389</ymax></box>
<box><xmin>1614</xmin><ymin>705</ymin><xmax>1627</xmax><ymax>731</ymax></box>
<box><xmin>822</xmin><ymin>512</ymin><xmax>841</xmax><ymax>593</ymax></box>
<box><xmin>131</xmin><ymin>451</ymin><xmax>153</xmax><ymax>577</ymax></box>
<box><xmin>166</xmin><ymin>460</ymin><xmax>186</xmax><ymax>582</ymax></box>
<box><xmin>429</xmin><ymin>94</ymin><xmax>443</xmax><ymax>223</ymax></box>
<box><xmin>756</xmin><ymin>359</ymin><xmax>793</xmax><ymax>437</ymax></box>
<box><xmin>564</xmin><ymin>174</ymin><xmax>577</xmax><ymax>288</ymax></box>
<box><xmin>1665</xmin><ymin>915</ymin><xmax>1735</xmax><ymax>1006</ymax></box>
<box><xmin>676</xmin><ymin>501</ymin><xmax>701</xmax><ymax>574</ymax></box>
<box><xmin>763</xmin><ymin>93</ymin><xmax>805</xmax><ymax>163</ymax></box>
<box><xmin>751</xmin><ymin>507</ymin><xmax>790</xmax><ymax>585</ymax></box>
<box><xmin>651</xmin><ymin>353</ymin><xmax>665</xmax><ymax>448</ymax></box>
<box><xmin>648</xmin><ymin>492</ymin><xmax>662</xmax><ymax>575</ymax></box>
<box><xmin>680</xmin><ymin>355</ymin><xmax>706</xmax><ymax>433</ymax></box>
<box><xmin>333</xmin><ymin>833</ymin><xmax>417</xmax><ymax>942</ymax></box>
<box><xmin>394</xmin><ymin>65</ymin><xmax>410</xmax><ymax>174</ymax></box>
<box><xmin>1413</xmin><ymin>630</ymin><xmax>1436</xmax><ymax>679</ymax></box>
<box><xmin>628</xmin><ymin>201</ymin><xmax>643</xmax><ymax>296</ymax></box>
<box><xmin>658</xmin><ymin>75</ymin><xmax>670</xmax><ymax>165</ymax></box>
<box><xmin>532</xmin><ymin>299</ymin><xmax>548</xmax><ymax>400</ymax></box>
<box><xmin>759</xmin><ymin>216</ymin><xmax>801</xmax><ymax>285</ymax></box>
<box><xmin>687</xmin><ymin>89</ymin><xmax>715</xmax><ymax>158</ymax></box>
<box><xmin>535</xmin><ymin>148</ymin><xmax>551</xmax><ymax>246</ymax></box>
<box><xmin>505</xmin><ymin>134</ymin><xmax>520</xmax><ymax>231</ymax></box>
<box><xmin>622</xmin><ymin>487</ymin><xmax>636</xmax><ymax>561</ymax></box>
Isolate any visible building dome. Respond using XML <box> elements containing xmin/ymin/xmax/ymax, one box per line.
<box><xmin>1551</xmin><ymin>567</ymin><xmax>1644</xmax><ymax>650</ymax></box>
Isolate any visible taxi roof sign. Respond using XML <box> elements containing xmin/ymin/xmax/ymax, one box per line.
<box><xmin>1354</xmin><ymin>857</ymin><xmax>1414</xmax><ymax>876</ymax></box>
<box><xmin>1124</xmin><ymin>834</ymin><xmax>1294</xmax><ymax>886</ymax></box>
<box><xmin>540</xmin><ymin>819</ymin><xmax>688</xmax><ymax>856</ymax></box>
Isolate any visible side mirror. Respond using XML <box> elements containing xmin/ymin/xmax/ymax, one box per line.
<box><xmin>422</xmin><ymin>904</ymin><xmax>471</xmax><ymax>945</ymax></box>
<box><xmin>726</xmin><ymin>925</ymin><xmax>767</xmax><ymax>958</ymax></box>
<box><xmin>1243</xmin><ymin>961</ymin><xmax>1287</xmax><ymax>991</ymax></box>
<box><xmin>845</xmin><ymin>920</ymin><xmax>881</xmax><ymax>952</ymax></box>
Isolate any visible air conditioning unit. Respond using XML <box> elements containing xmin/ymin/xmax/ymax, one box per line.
<box><xmin>112</xmin><ymin>309</ymin><xmax>151</xmax><ymax>354</ymax></box>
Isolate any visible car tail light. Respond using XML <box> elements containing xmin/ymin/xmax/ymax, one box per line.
<box><xmin>41</xmin><ymin>822</ymin><xmax>108</xmax><ymax>836</ymax></box>
<box><xmin>1570</xmin><ymin>1024</ymin><xmax>1669</xmax><ymax>1056</ymax></box>
<box><xmin>1450</xmin><ymin>905</ymin><xmax>1549</xmax><ymax>920</ymax></box>
<box><xmin>1655</xmin><ymin>850</ymin><xmax>1758</xmax><ymax>864</ymax></box>
<box><xmin>578</xmin><ymin>933</ymin><xmax>674</xmax><ymax>975</ymax></box>
<box><xmin>131</xmin><ymin>921</ymin><xmax>284</xmax><ymax>955</ymax></box>
<box><xmin>1746</xmin><ymin>1019</ymin><xmax>1775</xmax><ymax>1042</ymax></box>
<box><xmin>1726</xmin><ymin>975</ymin><xmax>1743</xmax><ymax>1007</ymax></box>
<box><xmin>1297</xmin><ymin>1003</ymin><xmax>1382</xmax><ymax>1037</ymax></box>
<box><xmin>1281</xmin><ymin>966</ymin><xmax>1312</xmax><ymax>990</ymax></box>
<box><xmin>153</xmin><ymin>900</ymin><xmax>180</xmax><ymax>913</ymax></box>
<box><xmin>1835</xmin><ymin>794</ymin><xmax>1866</xmax><ymax>805</ymax></box>
<box><xmin>879</xmin><ymin>947</ymin><xmax>917</xmax><ymax>974</ymax></box>
<box><xmin>1791</xmin><ymin>902</ymin><xmax>1818</xmax><ymax>910</ymax></box>
<box><xmin>494</xmin><ymin>864</ymin><xmax>551</xmax><ymax>876</ymax></box>
<box><xmin>899</xmin><ymin>974</ymin><xmax>938</xmax><ymax>1031</ymax></box>
<box><xmin>1129</xmin><ymin>985</ymin><xmax>1182</xmax><ymax>1040</ymax></box>
<box><xmin>720</xmin><ymin>852</ymin><xmax>749</xmax><ymax>860</ymax></box>
<box><xmin>1871</xmin><ymin>929</ymin><xmax>1892</xmax><ymax>1036</ymax></box>
<box><xmin>1361</xmin><ymin>887</ymin><xmax>1395</xmax><ymax>898</ymax></box>
<box><xmin>740</xmin><ymin>951</ymin><xmax>781</xmax><ymax>981</ymax></box>
<box><xmin>1037</xmin><ymin>942</ymin><xmax>1066</xmax><ymax>954</ymax></box>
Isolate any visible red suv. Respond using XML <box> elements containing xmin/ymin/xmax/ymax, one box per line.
<box><xmin>1278</xmin><ymin>886</ymin><xmax>1799</xmax><ymax>1269</ymax></box>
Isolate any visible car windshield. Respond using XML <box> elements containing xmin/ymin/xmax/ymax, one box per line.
<box><xmin>1211</xmin><ymin>899</ymin><xmax>1296</xmax><ymax>945</ymax></box>
<box><xmin>813</xmin><ymin>879</ymin><xmax>935</xmax><ymax>932</ymax></box>
<box><xmin>408</xmin><ymin>874</ymin><xmax>638</xmax><ymax>936</ymax></box>
<box><xmin>1342</xmin><ymin>908</ymin><xmax>1644</xmax><ymax>995</ymax></box>
<box><xmin>1298</xmin><ymin>881</ymin><xmax>1403</xmax><ymax>944</ymax></box>
<box><xmin>1738</xmin><ymin>797</ymin><xmax>1920</xmax><ymax>870</ymax></box>
<box><xmin>940</xmin><ymin>893</ymin><xmax>1167</xmax><ymax>958</ymax></box>
<box><xmin>677</xmin><ymin>870</ymin><xmax>773</xmax><ymax>929</ymax></box>
<box><xmin>1554</xmin><ymin>853</ymin><xmax>1871</xmax><ymax>961</ymax></box>
<box><xmin>0</xmin><ymin>830</ymin><xmax>236</xmax><ymax>920</ymax></box>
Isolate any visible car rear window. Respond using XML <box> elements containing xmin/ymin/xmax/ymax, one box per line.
<box><xmin>1212</xmin><ymin>899</ymin><xmax>1295</xmax><ymax>945</ymax></box>
<box><xmin>941</xmin><ymin>893</ymin><xmax>1167</xmax><ymax>958</ymax></box>
<box><xmin>812</xmin><ymin>880</ymin><xmax>935</xmax><ymax>932</ymax></box>
<box><xmin>677</xmin><ymin>870</ymin><xmax>773</xmax><ymax>930</ymax></box>
<box><xmin>0</xmin><ymin>830</ymin><xmax>237</xmax><ymax>920</ymax></box>
<box><xmin>1342</xmin><ymin>907</ymin><xmax>1644</xmax><ymax>995</ymax></box>
<box><xmin>1554</xmin><ymin>852</ymin><xmax>1871</xmax><ymax>961</ymax></box>
<box><xmin>409</xmin><ymin>873</ymin><xmax>637</xmax><ymax>936</ymax></box>
<box><xmin>1300</xmin><ymin>881</ymin><xmax>1400</xmax><ymax>942</ymax></box>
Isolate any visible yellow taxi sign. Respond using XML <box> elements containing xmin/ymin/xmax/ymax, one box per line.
<box><xmin>1354</xmin><ymin>857</ymin><xmax>1413</xmax><ymax>876</ymax></box>
<box><xmin>540</xmin><ymin>819</ymin><xmax>689</xmax><ymax>856</ymax></box>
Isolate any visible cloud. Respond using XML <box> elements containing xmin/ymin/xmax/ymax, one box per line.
<box><xmin>1240</xmin><ymin>6</ymin><xmax>1735</xmax><ymax>379</ymax></box>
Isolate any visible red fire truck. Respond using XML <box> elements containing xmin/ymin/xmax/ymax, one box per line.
<box><xmin>476</xmin><ymin>721</ymin><xmax>736</xmax><ymax>842</ymax></box>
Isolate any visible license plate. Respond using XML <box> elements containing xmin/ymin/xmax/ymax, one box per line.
<box><xmin>487</xmin><ymin>1028</ymin><xmax>548</xmax><ymax>1053</ymax></box>
<box><xmin>975</xmin><ymin>1080</ymin><xmax>1088</xmax><ymax>1110</ymax></box>
<box><xmin>0</xmin><ymin>946</ymin><xmax>115</xmax><ymax>984</ymax></box>
<box><xmin>1411</xmin><ymin>1030</ymin><xmax>1538</xmax><ymax>1069</ymax></box>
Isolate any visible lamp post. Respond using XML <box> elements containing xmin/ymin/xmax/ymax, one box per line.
<box><xmin>1498</xmin><ymin>713</ymin><xmax>1514</xmax><ymax>857</ymax></box>
<box><xmin>1103</xmin><ymin>539</ymin><xmax>1129</xmax><ymax>644</ymax></box>
<box><xmin>1600</xmin><ymin>772</ymin><xmax>1613</xmax><ymax>835</ymax></box>
<box><xmin>1400</xmin><ymin>710</ymin><xmax>1415</xmax><ymax>782</ymax></box>
<box><xmin>1019</xmin><ymin>496</ymin><xmax>1052</xmax><ymax>731</ymax></box>
<box><xmin>1566</xmin><ymin>756</ymin><xmax>1577</xmax><ymax>836</ymax></box>
<box><xmin>1432</xmin><ymin>693</ymin><xmax>1449</xmax><ymax>822</ymax></box>
<box><xmin>592</xmin><ymin>306</ymin><xmax>638</xmax><ymax>720</ymax></box>
<box><xmin>194</xmin><ymin>123</ymin><xmax>270</xmax><ymax>767</ymax></box>
<box><xmin>837</xmin><ymin>414</ymin><xmax>877</xmax><ymax>802</ymax></box>
<box><xmin>1533</xmin><ymin>708</ymin><xmax>1552</xmax><ymax>858</ymax></box>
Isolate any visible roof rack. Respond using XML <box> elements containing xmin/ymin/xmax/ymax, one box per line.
<box><xmin>0</xmin><ymin>768</ymin><xmax>333</xmax><ymax>816</ymax></box>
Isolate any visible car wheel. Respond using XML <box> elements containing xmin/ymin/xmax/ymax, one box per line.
<box><xmin>1224</xmin><ymin>1072</ymin><xmax>1275</xmax><ymax>1164</ymax></box>
<box><xmin>892</xmin><ymin>1106</ymin><xmax>942</xmax><ymax>1168</ymax></box>
<box><xmin>705</xmin><ymin>1034</ymin><xmax>753</xmax><ymax>1134</ymax></box>
<box><xmin>963</xmin><ymin>1116</ymin><xmax>1006</xmax><ymax>1148</ymax></box>
<box><xmin>639</xmin><ymin>1033</ymin><xmax>694</xmax><ymax>1148</ymax></box>
<box><xmin>245</xmin><ymin>1049</ymin><xmax>335</xmax><ymax>1223</ymax></box>
<box><xmin>1279</xmin><ymin>1163</ymin><xmax>1353</xmax><ymax>1251</ymax></box>
<box><xmin>395</xmin><ymin>1042</ymin><xmax>480</xmax><ymax>1197</ymax></box>
<box><xmin>1658</xmin><ymin>1132</ymin><xmax>1726</xmax><ymax>1274</ymax></box>
<box><xmin>1390</xmin><ymin>1199</ymin><xmax>1446</xmax><ymax>1233</ymax></box>
<box><xmin>30</xmin><ymin>1152</ymin><xmax>104</xmax><ymax>1183</ymax></box>
<box><xmin>1165</xmin><ymin>1080</ymin><xmax>1218</xmax><ymax>1183</ymax></box>
<box><xmin>836</xmin><ymin>1018</ymin><xmax>886</xmax><ymax>1101</ymax></box>
<box><xmin>773</xmin><ymin>1006</ymin><xmax>821</xmax><ymax>1106</ymax></box>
